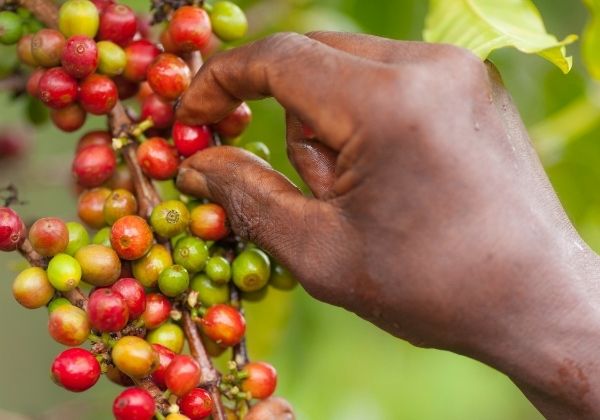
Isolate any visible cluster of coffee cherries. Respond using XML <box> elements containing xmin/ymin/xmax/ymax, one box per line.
<box><xmin>0</xmin><ymin>0</ymin><xmax>296</xmax><ymax>419</ymax></box>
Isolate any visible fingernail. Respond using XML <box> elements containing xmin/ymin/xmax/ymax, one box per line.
<box><xmin>176</xmin><ymin>167</ymin><xmax>210</xmax><ymax>198</ymax></box>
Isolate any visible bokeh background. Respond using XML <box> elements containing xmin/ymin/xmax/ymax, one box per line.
<box><xmin>0</xmin><ymin>0</ymin><xmax>593</xmax><ymax>419</ymax></box>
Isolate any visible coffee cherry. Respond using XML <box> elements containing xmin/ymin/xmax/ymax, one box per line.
<box><xmin>164</xmin><ymin>354</ymin><xmax>201</xmax><ymax>397</ymax></box>
<box><xmin>111</xmin><ymin>277</ymin><xmax>146</xmax><ymax>319</ymax></box>
<box><xmin>17</xmin><ymin>34</ymin><xmax>36</xmax><ymax>66</ymax></box>
<box><xmin>97</xmin><ymin>40</ymin><xmax>126</xmax><ymax>76</ymax></box>
<box><xmin>12</xmin><ymin>267</ymin><xmax>55</xmax><ymax>309</ymax></box>
<box><xmin>112</xmin><ymin>75</ymin><xmax>138</xmax><ymax>100</ymax></box>
<box><xmin>123</xmin><ymin>40</ymin><xmax>160</xmax><ymax>82</ymax></box>
<box><xmin>132</xmin><ymin>243</ymin><xmax>173</xmax><ymax>288</ymax></box>
<box><xmin>151</xmin><ymin>343</ymin><xmax>175</xmax><ymax>389</ymax></box>
<box><xmin>243</xmin><ymin>142</ymin><xmax>271</xmax><ymax>162</ymax></box>
<box><xmin>200</xmin><ymin>331</ymin><xmax>226</xmax><ymax>357</ymax></box>
<box><xmin>214</xmin><ymin>102</ymin><xmax>252</xmax><ymax>139</ymax></box>
<box><xmin>51</xmin><ymin>103</ymin><xmax>87</xmax><ymax>132</ymax></box>
<box><xmin>141</xmin><ymin>293</ymin><xmax>172</xmax><ymax>329</ymax></box>
<box><xmin>59</xmin><ymin>0</ymin><xmax>100</xmax><ymax>39</ymax></box>
<box><xmin>190</xmin><ymin>203</ymin><xmax>229</xmax><ymax>241</ymax></box>
<box><xmin>172</xmin><ymin>122</ymin><xmax>212</xmax><ymax>157</ymax></box>
<box><xmin>91</xmin><ymin>0</ymin><xmax>114</xmax><ymax>13</ymax></box>
<box><xmin>191</xmin><ymin>274</ymin><xmax>229</xmax><ymax>307</ymax></box>
<box><xmin>158</xmin><ymin>265</ymin><xmax>189</xmax><ymax>297</ymax></box>
<box><xmin>105</xmin><ymin>364</ymin><xmax>134</xmax><ymax>387</ymax></box>
<box><xmin>92</xmin><ymin>226</ymin><xmax>111</xmax><ymax>247</ymax></box>
<box><xmin>75</xmin><ymin>244</ymin><xmax>121</xmax><ymax>286</ymax></box>
<box><xmin>112</xmin><ymin>336</ymin><xmax>158</xmax><ymax>378</ymax></box>
<box><xmin>72</xmin><ymin>144</ymin><xmax>116</xmax><ymax>187</ymax></box>
<box><xmin>270</xmin><ymin>263</ymin><xmax>297</xmax><ymax>290</ymax></box>
<box><xmin>168</xmin><ymin>6</ymin><xmax>212</xmax><ymax>52</ymax></box>
<box><xmin>147</xmin><ymin>322</ymin><xmax>185</xmax><ymax>353</ymax></box>
<box><xmin>147</xmin><ymin>53</ymin><xmax>191</xmax><ymax>101</ymax></box>
<box><xmin>141</xmin><ymin>94</ymin><xmax>174</xmax><ymax>129</ymax></box>
<box><xmin>77</xmin><ymin>130</ymin><xmax>112</xmax><ymax>151</ymax></box>
<box><xmin>166</xmin><ymin>414</ymin><xmax>191</xmax><ymax>420</ymax></box>
<box><xmin>26</xmin><ymin>68</ymin><xmax>45</xmax><ymax>98</ymax></box>
<box><xmin>79</xmin><ymin>73</ymin><xmax>118</xmax><ymax>115</ymax></box>
<box><xmin>201</xmin><ymin>304</ymin><xmax>246</xmax><ymax>347</ymax></box>
<box><xmin>48</xmin><ymin>304</ymin><xmax>90</xmax><ymax>346</ymax></box>
<box><xmin>61</xmin><ymin>35</ymin><xmax>98</xmax><ymax>79</ymax></box>
<box><xmin>51</xmin><ymin>348</ymin><xmax>100</xmax><ymax>392</ymax></box>
<box><xmin>137</xmin><ymin>137</ymin><xmax>179</xmax><ymax>180</ymax></box>
<box><xmin>0</xmin><ymin>11</ymin><xmax>23</xmax><ymax>45</ymax></box>
<box><xmin>108</xmin><ymin>164</ymin><xmax>135</xmax><ymax>192</ymax></box>
<box><xmin>104</xmin><ymin>189</ymin><xmax>138</xmax><ymax>225</ymax></box>
<box><xmin>29</xmin><ymin>217</ymin><xmax>69</xmax><ymax>257</ymax></box>
<box><xmin>98</xmin><ymin>4</ymin><xmax>136</xmax><ymax>47</ymax></box>
<box><xmin>232</xmin><ymin>248</ymin><xmax>271</xmax><ymax>292</ymax></box>
<box><xmin>87</xmin><ymin>288</ymin><xmax>129</xmax><ymax>332</ymax></box>
<box><xmin>160</xmin><ymin>26</ymin><xmax>179</xmax><ymax>54</ymax></box>
<box><xmin>64</xmin><ymin>221</ymin><xmax>90</xmax><ymax>256</ymax></box>
<box><xmin>47</xmin><ymin>297</ymin><xmax>71</xmax><ymax>313</ymax></box>
<box><xmin>47</xmin><ymin>253</ymin><xmax>82</xmax><ymax>291</ymax></box>
<box><xmin>151</xmin><ymin>200</ymin><xmax>190</xmax><ymax>239</ymax></box>
<box><xmin>173</xmin><ymin>236</ymin><xmax>209</xmax><ymax>273</ymax></box>
<box><xmin>210</xmin><ymin>1</ymin><xmax>248</xmax><ymax>42</ymax></box>
<box><xmin>205</xmin><ymin>256</ymin><xmax>231</xmax><ymax>284</ymax></box>
<box><xmin>31</xmin><ymin>29</ymin><xmax>66</xmax><ymax>68</ymax></box>
<box><xmin>241</xmin><ymin>362</ymin><xmax>277</xmax><ymax>400</ymax></box>
<box><xmin>180</xmin><ymin>388</ymin><xmax>213</xmax><ymax>420</ymax></box>
<box><xmin>38</xmin><ymin>67</ymin><xmax>78</xmax><ymax>109</ymax></box>
<box><xmin>0</xmin><ymin>207</ymin><xmax>26</xmax><ymax>252</ymax></box>
<box><xmin>78</xmin><ymin>187</ymin><xmax>111</xmax><ymax>229</ymax></box>
<box><xmin>113</xmin><ymin>387</ymin><xmax>155</xmax><ymax>420</ymax></box>
<box><xmin>111</xmin><ymin>215</ymin><xmax>154</xmax><ymax>260</ymax></box>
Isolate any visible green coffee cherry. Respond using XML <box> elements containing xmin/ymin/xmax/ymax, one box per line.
<box><xmin>243</xmin><ymin>141</ymin><xmax>271</xmax><ymax>162</ymax></box>
<box><xmin>64</xmin><ymin>222</ymin><xmax>90</xmax><ymax>256</ymax></box>
<box><xmin>0</xmin><ymin>11</ymin><xmax>23</xmax><ymax>45</ymax></box>
<box><xmin>48</xmin><ymin>297</ymin><xmax>71</xmax><ymax>313</ymax></box>
<box><xmin>210</xmin><ymin>1</ymin><xmax>248</xmax><ymax>42</ymax></box>
<box><xmin>191</xmin><ymin>274</ymin><xmax>230</xmax><ymax>306</ymax></box>
<box><xmin>173</xmin><ymin>236</ymin><xmax>209</xmax><ymax>273</ymax></box>
<box><xmin>132</xmin><ymin>244</ymin><xmax>173</xmax><ymax>288</ymax></box>
<box><xmin>205</xmin><ymin>256</ymin><xmax>231</xmax><ymax>284</ymax></box>
<box><xmin>97</xmin><ymin>41</ymin><xmax>126</xmax><ymax>76</ymax></box>
<box><xmin>47</xmin><ymin>253</ymin><xmax>82</xmax><ymax>292</ymax></box>
<box><xmin>92</xmin><ymin>227</ymin><xmax>112</xmax><ymax>248</ymax></box>
<box><xmin>232</xmin><ymin>248</ymin><xmax>271</xmax><ymax>292</ymax></box>
<box><xmin>151</xmin><ymin>200</ymin><xmax>191</xmax><ymax>239</ymax></box>
<box><xmin>270</xmin><ymin>263</ymin><xmax>298</xmax><ymax>290</ymax></box>
<box><xmin>146</xmin><ymin>323</ymin><xmax>184</xmax><ymax>353</ymax></box>
<box><xmin>158</xmin><ymin>265</ymin><xmax>190</xmax><ymax>297</ymax></box>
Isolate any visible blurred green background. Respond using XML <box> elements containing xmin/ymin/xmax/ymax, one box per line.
<box><xmin>0</xmin><ymin>0</ymin><xmax>594</xmax><ymax>419</ymax></box>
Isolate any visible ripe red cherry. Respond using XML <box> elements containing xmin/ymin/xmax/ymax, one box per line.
<box><xmin>147</xmin><ymin>53</ymin><xmax>191</xmax><ymax>101</ymax></box>
<box><xmin>214</xmin><ymin>102</ymin><xmax>252</xmax><ymax>139</ymax></box>
<box><xmin>136</xmin><ymin>137</ymin><xmax>179</xmax><ymax>180</ymax></box>
<box><xmin>51</xmin><ymin>348</ymin><xmax>101</xmax><ymax>392</ymax></box>
<box><xmin>180</xmin><ymin>388</ymin><xmax>213</xmax><ymax>419</ymax></box>
<box><xmin>111</xmin><ymin>277</ymin><xmax>146</xmax><ymax>319</ymax></box>
<box><xmin>141</xmin><ymin>293</ymin><xmax>172</xmax><ymax>329</ymax></box>
<box><xmin>123</xmin><ymin>40</ymin><xmax>160</xmax><ymax>82</ymax></box>
<box><xmin>190</xmin><ymin>203</ymin><xmax>229</xmax><ymax>241</ymax></box>
<box><xmin>164</xmin><ymin>355</ymin><xmax>201</xmax><ymax>397</ymax></box>
<box><xmin>72</xmin><ymin>144</ymin><xmax>117</xmax><ymax>187</ymax></box>
<box><xmin>92</xmin><ymin>0</ymin><xmax>114</xmax><ymax>13</ymax></box>
<box><xmin>172</xmin><ymin>122</ymin><xmax>211</xmax><ymax>157</ymax></box>
<box><xmin>114</xmin><ymin>75</ymin><xmax>139</xmax><ymax>100</ymax></box>
<box><xmin>51</xmin><ymin>103</ymin><xmax>87</xmax><ymax>132</ymax></box>
<box><xmin>28</xmin><ymin>217</ymin><xmax>69</xmax><ymax>257</ymax></box>
<box><xmin>61</xmin><ymin>35</ymin><xmax>98</xmax><ymax>79</ymax></box>
<box><xmin>38</xmin><ymin>67</ymin><xmax>78</xmax><ymax>109</ymax></box>
<box><xmin>110</xmin><ymin>215</ymin><xmax>154</xmax><ymax>260</ymax></box>
<box><xmin>151</xmin><ymin>343</ymin><xmax>176</xmax><ymax>389</ymax></box>
<box><xmin>98</xmin><ymin>4</ymin><xmax>137</xmax><ymax>46</ymax></box>
<box><xmin>241</xmin><ymin>362</ymin><xmax>278</xmax><ymax>400</ymax></box>
<box><xmin>201</xmin><ymin>304</ymin><xmax>246</xmax><ymax>347</ymax></box>
<box><xmin>0</xmin><ymin>207</ymin><xmax>26</xmax><ymax>252</ymax></box>
<box><xmin>79</xmin><ymin>74</ymin><xmax>118</xmax><ymax>115</ymax></box>
<box><xmin>113</xmin><ymin>387</ymin><xmax>155</xmax><ymax>420</ymax></box>
<box><xmin>87</xmin><ymin>288</ymin><xmax>129</xmax><ymax>332</ymax></box>
<box><xmin>26</xmin><ymin>68</ymin><xmax>45</xmax><ymax>98</ymax></box>
<box><xmin>168</xmin><ymin>6</ymin><xmax>212</xmax><ymax>52</ymax></box>
<box><xmin>141</xmin><ymin>94</ymin><xmax>174</xmax><ymax>129</ymax></box>
<box><xmin>77</xmin><ymin>130</ymin><xmax>112</xmax><ymax>151</ymax></box>
<box><xmin>78</xmin><ymin>187</ymin><xmax>111</xmax><ymax>229</ymax></box>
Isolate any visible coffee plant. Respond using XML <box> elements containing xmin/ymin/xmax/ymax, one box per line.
<box><xmin>0</xmin><ymin>1</ymin><xmax>296</xmax><ymax>419</ymax></box>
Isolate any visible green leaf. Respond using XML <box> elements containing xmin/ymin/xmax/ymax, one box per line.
<box><xmin>583</xmin><ymin>0</ymin><xmax>600</xmax><ymax>79</ymax></box>
<box><xmin>423</xmin><ymin>0</ymin><xmax>578</xmax><ymax>73</ymax></box>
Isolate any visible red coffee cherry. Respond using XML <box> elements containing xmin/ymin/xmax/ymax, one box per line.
<box><xmin>77</xmin><ymin>187</ymin><xmax>111</xmax><ymax>229</ymax></box>
<box><xmin>113</xmin><ymin>75</ymin><xmax>139</xmax><ymax>100</ymax></box>
<box><xmin>241</xmin><ymin>361</ymin><xmax>278</xmax><ymax>400</ymax></box>
<box><xmin>98</xmin><ymin>4</ymin><xmax>137</xmax><ymax>47</ymax></box>
<box><xmin>164</xmin><ymin>354</ymin><xmax>201</xmax><ymax>397</ymax></box>
<box><xmin>51</xmin><ymin>348</ymin><xmax>101</xmax><ymax>392</ymax></box>
<box><xmin>91</xmin><ymin>0</ymin><xmax>114</xmax><ymax>13</ymax></box>
<box><xmin>31</xmin><ymin>29</ymin><xmax>66</xmax><ymax>68</ymax></box>
<box><xmin>26</xmin><ymin>68</ymin><xmax>46</xmax><ymax>98</ymax></box>
<box><xmin>168</xmin><ymin>6</ymin><xmax>212</xmax><ymax>52</ymax></box>
<box><xmin>123</xmin><ymin>40</ymin><xmax>160</xmax><ymax>82</ymax></box>
<box><xmin>190</xmin><ymin>203</ymin><xmax>229</xmax><ymax>241</ymax></box>
<box><xmin>136</xmin><ymin>137</ymin><xmax>179</xmax><ymax>180</ymax></box>
<box><xmin>160</xmin><ymin>27</ymin><xmax>179</xmax><ymax>54</ymax></box>
<box><xmin>141</xmin><ymin>293</ymin><xmax>172</xmax><ymax>329</ymax></box>
<box><xmin>72</xmin><ymin>144</ymin><xmax>117</xmax><ymax>187</ymax></box>
<box><xmin>214</xmin><ymin>102</ymin><xmax>252</xmax><ymax>139</ymax></box>
<box><xmin>61</xmin><ymin>35</ymin><xmax>98</xmax><ymax>79</ymax></box>
<box><xmin>48</xmin><ymin>304</ymin><xmax>91</xmax><ymax>346</ymax></box>
<box><xmin>110</xmin><ymin>215</ymin><xmax>154</xmax><ymax>260</ymax></box>
<box><xmin>111</xmin><ymin>277</ymin><xmax>146</xmax><ymax>319</ymax></box>
<box><xmin>151</xmin><ymin>343</ymin><xmax>176</xmax><ymax>389</ymax></box>
<box><xmin>29</xmin><ymin>217</ymin><xmax>69</xmax><ymax>257</ymax></box>
<box><xmin>113</xmin><ymin>387</ymin><xmax>156</xmax><ymax>420</ymax></box>
<box><xmin>77</xmin><ymin>130</ymin><xmax>112</xmax><ymax>151</ymax></box>
<box><xmin>172</xmin><ymin>122</ymin><xmax>212</xmax><ymax>157</ymax></box>
<box><xmin>38</xmin><ymin>67</ymin><xmax>78</xmax><ymax>109</ymax></box>
<box><xmin>79</xmin><ymin>73</ymin><xmax>118</xmax><ymax>115</ymax></box>
<box><xmin>0</xmin><ymin>207</ymin><xmax>26</xmax><ymax>252</ymax></box>
<box><xmin>180</xmin><ymin>388</ymin><xmax>213</xmax><ymax>420</ymax></box>
<box><xmin>201</xmin><ymin>304</ymin><xmax>246</xmax><ymax>347</ymax></box>
<box><xmin>51</xmin><ymin>103</ymin><xmax>87</xmax><ymax>132</ymax></box>
<box><xmin>87</xmin><ymin>288</ymin><xmax>129</xmax><ymax>332</ymax></box>
<box><xmin>141</xmin><ymin>94</ymin><xmax>174</xmax><ymax>129</ymax></box>
<box><xmin>147</xmin><ymin>53</ymin><xmax>191</xmax><ymax>101</ymax></box>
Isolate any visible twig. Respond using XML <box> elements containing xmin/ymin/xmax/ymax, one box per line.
<box><xmin>17</xmin><ymin>239</ymin><xmax>47</xmax><ymax>268</ymax></box>
<box><xmin>230</xmin><ymin>286</ymin><xmax>249</xmax><ymax>367</ymax></box>
<box><xmin>0</xmin><ymin>73</ymin><xmax>26</xmax><ymax>94</ymax></box>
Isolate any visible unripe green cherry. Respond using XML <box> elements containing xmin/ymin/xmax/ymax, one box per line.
<box><xmin>132</xmin><ymin>244</ymin><xmax>173</xmax><ymax>288</ymax></box>
<box><xmin>92</xmin><ymin>226</ymin><xmax>112</xmax><ymax>247</ymax></box>
<box><xmin>59</xmin><ymin>0</ymin><xmax>99</xmax><ymax>38</ymax></box>
<box><xmin>191</xmin><ymin>273</ymin><xmax>229</xmax><ymax>307</ymax></box>
<box><xmin>0</xmin><ymin>11</ymin><xmax>23</xmax><ymax>45</ymax></box>
<box><xmin>47</xmin><ymin>253</ymin><xmax>82</xmax><ymax>292</ymax></box>
<box><xmin>158</xmin><ymin>265</ymin><xmax>189</xmax><ymax>297</ymax></box>
<box><xmin>146</xmin><ymin>323</ymin><xmax>185</xmax><ymax>353</ymax></box>
<box><xmin>112</xmin><ymin>336</ymin><xmax>159</xmax><ymax>378</ymax></box>
<box><xmin>64</xmin><ymin>221</ymin><xmax>90</xmax><ymax>256</ymax></box>
<box><xmin>205</xmin><ymin>256</ymin><xmax>231</xmax><ymax>284</ymax></box>
<box><xmin>232</xmin><ymin>248</ymin><xmax>271</xmax><ymax>292</ymax></box>
<box><xmin>173</xmin><ymin>236</ymin><xmax>208</xmax><ymax>273</ymax></box>
<box><xmin>210</xmin><ymin>1</ymin><xmax>248</xmax><ymax>42</ymax></box>
<box><xmin>242</xmin><ymin>141</ymin><xmax>270</xmax><ymax>162</ymax></box>
<box><xmin>270</xmin><ymin>263</ymin><xmax>298</xmax><ymax>290</ymax></box>
<box><xmin>48</xmin><ymin>297</ymin><xmax>71</xmax><ymax>313</ymax></box>
<box><xmin>97</xmin><ymin>40</ymin><xmax>126</xmax><ymax>76</ymax></box>
<box><xmin>150</xmin><ymin>200</ymin><xmax>190</xmax><ymax>239</ymax></box>
<box><xmin>12</xmin><ymin>267</ymin><xmax>55</xmax><ymax>309</ymax></box>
